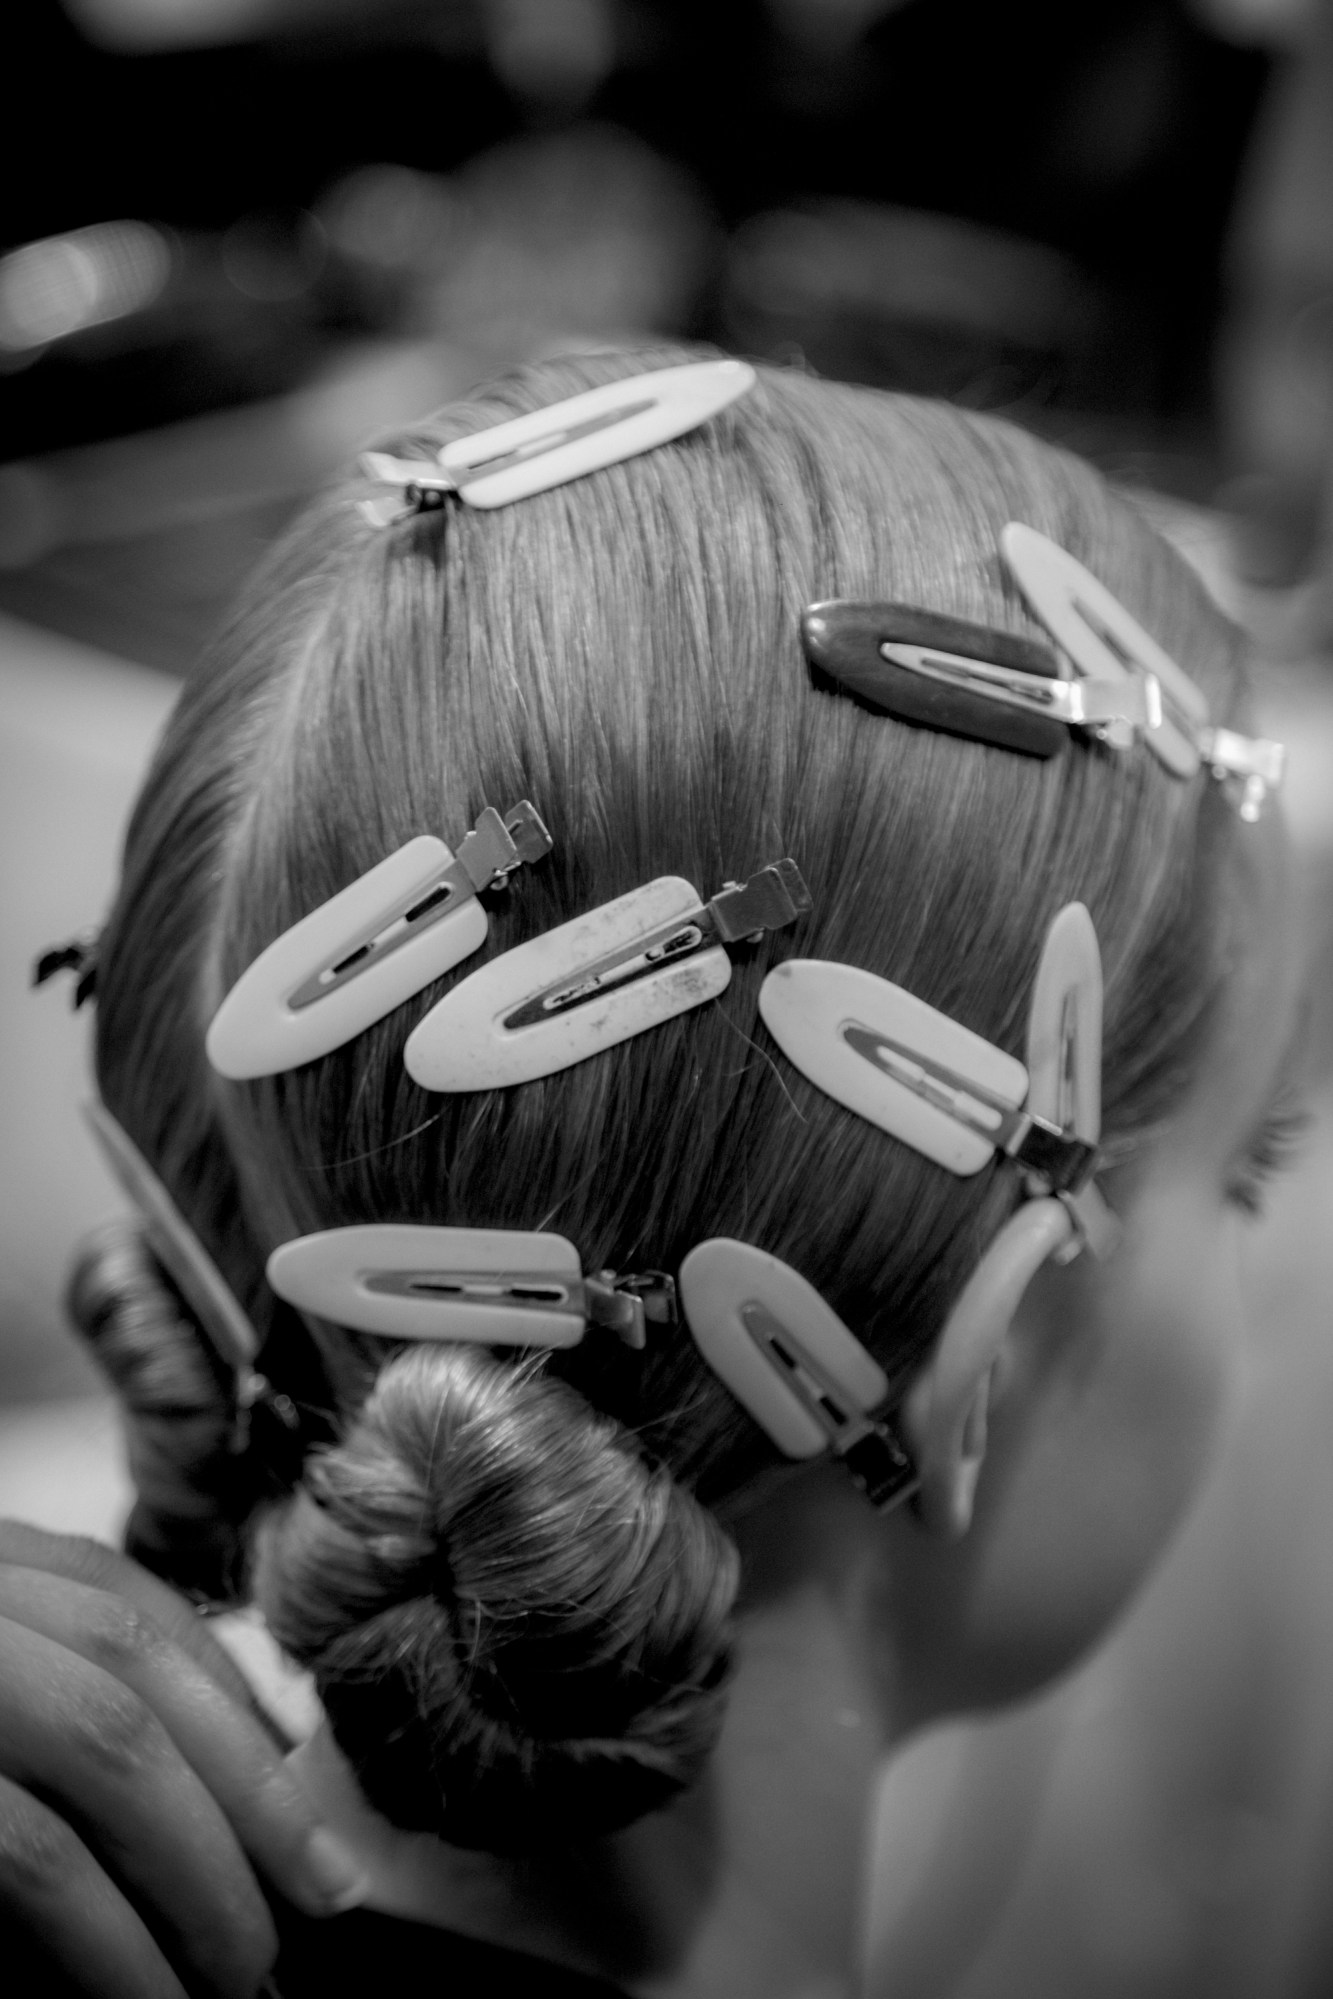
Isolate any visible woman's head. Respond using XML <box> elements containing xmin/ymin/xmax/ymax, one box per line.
<box><xmin>81</xmin><ymin>345</ymin><xmax>1287</xmax><ymax>1844</ymax></box>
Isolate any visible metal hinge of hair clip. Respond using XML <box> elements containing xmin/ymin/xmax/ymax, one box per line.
<box><xmin>32</xmin><ymin>929</ymin><xmax>100</xmax><ymax>1008</ymax></box>
<box><xmin>802</xmin><ymin>530</ymin><xmax>1285</xmax><ymax>821</ymax></box>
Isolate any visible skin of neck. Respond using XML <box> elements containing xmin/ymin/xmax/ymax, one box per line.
<box><xmin>287</xmin><ymin>1466</ymin><xmax>906</xmax><ymax>1999</ymax></box>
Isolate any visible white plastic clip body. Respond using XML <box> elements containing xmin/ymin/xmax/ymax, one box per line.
<box><xmin>86</xmin><ymin>1102</ymin><xmax>259</xmax><ymax>1373</ymax></box>
<box><xmin>405</xmin><ymin>860</ymin><xmax>811</xmax><ymax>1092</ymax></box>
<box><xmin>207</xmin><ymin>802</ymin><xmax>551</xmax><ymax>1081</ymax></box>
<box><xmin>82</xmin><ymin>1104</ymin><xmax>285</xmax><ymax>1446</ymax></box>
<box><xmin>267</xmin><ymin>1225</ymin><xmax>674</xmax><ymax>1351</ymax></box>
<box><xmin>267</xmin><ymin>1226</ymin><xmax>589</xmax><ymax>1347</ymax></box>
<box><xmin>757</xmin><ymin>905</ymin><xmax>1113</xmax><ymax>1244</ymax></box>
<box><xmin>359</xmin><ymin>359</ymin><xmax>756</xmax><ymax>522</ymax></box>
<box><xmin>679</xmin><ymin>1239</ymin><xmax>916</xmax><ymax>1509</ymax></box>
<box><xmin>1000</xmin><ymin>523</ymin><xmax>1285</xmax><ymax>815</ymax></box>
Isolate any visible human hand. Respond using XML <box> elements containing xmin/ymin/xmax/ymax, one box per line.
<box><xmin>0</xmin><ymin>1520</ymin><xmax>364</xmax><ymax>1998</ymax></box>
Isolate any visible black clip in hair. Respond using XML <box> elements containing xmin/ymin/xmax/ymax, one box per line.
<box><xmin>802</xmin><ymin>602</ymin><xmax>1072</xmax><ymax>757</ymax></box>
<box><xmin>33</xmin><ymin>930</ymin><xmax>100</xmax><ymax>1008</ymax></box>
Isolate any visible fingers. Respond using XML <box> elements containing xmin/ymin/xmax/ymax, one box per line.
<box><xmin>0</xmin><ymin>1563</ymin><xmax>364</xmax><ymax>1921</ymax></box>
<box><xmin>0</xmin><ymin>1772</ymin><xmax>188</xmax><ymax>1999</ymax></box>
<box><xmin>0</xmin><ymin>1521</ymin><xmax>266</xmax><ymax>1727</ymax></box>
<box><xmin>0</xmin><ymin>1613</ymin><xmax>276</xmax><ymax>1999</ymax></box>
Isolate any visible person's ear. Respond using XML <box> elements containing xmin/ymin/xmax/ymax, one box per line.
<box><xmin>903</xmin><ymin>1199</ymin><xmax>1074</xmax><ymax>1539</ymax></box>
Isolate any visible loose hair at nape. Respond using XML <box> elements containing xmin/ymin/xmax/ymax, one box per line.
<box><xmin>84</xmin><ymin>345</ymin><xmax>1246</xmax><ymax>1833</ymax></box>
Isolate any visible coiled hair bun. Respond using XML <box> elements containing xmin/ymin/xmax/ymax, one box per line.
<box><xmin>254</xmin><ymin>1344</ymin><xmax>741</xmax><ymax>1851</ymax></box>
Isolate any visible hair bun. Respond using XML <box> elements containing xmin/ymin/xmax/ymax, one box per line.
<box><xmin>255</xmin><ymin>1344</ymin><xmax>740</xmax><ymax>1850</ymax></box>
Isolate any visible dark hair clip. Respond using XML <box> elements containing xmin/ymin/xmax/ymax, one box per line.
<box><xmin>801</xmin><ymin>602</ymin><xmax>1150</xmax><ymax>759</ymax></box>
<box><xmin>33</xmin><ymin>930</ymin><xmax>100</xmax><ymax>1008</ymax></box>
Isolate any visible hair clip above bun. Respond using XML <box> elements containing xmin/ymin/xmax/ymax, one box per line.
<box><xmin>207</xmin><ymin>801</ymin><xmax>551</xmax><ymax>1081</ymax></box>
<box><xmin>358</xmin><ymin>358</ymin><xmax>756</xmax><ymax>525</ymax></box>
<box><xmin>267</xmin><ymin>1225</ymin><xmax>675</xmax><ymax>1351</ymax></box>
<box><xmin>679</xmin><ymin>1239</ymin><xmax>917</xmax><ymax>1510</ymax></box>
<box><xmin>1001</xmin><ymin>524</ymin><xmax>1285</xmax><ymax>817</ymax></box>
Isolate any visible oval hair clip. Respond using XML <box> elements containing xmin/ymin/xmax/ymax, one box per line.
<box><xmin>759</xmin><ymin>960</ymin><xmax>1028</xmax><ymax>1175</ymax></box>
<box><xmin>267</xmin><ymin>1225</ymin><xmax>588</xmax><ymax>1348</ymax></box>
<box><xmin>679</xmin><ymin>1238</ymin><xmax>915</xmax><ymax>1508</ymax></box>
<box><xmin>1024</xmin><ymin>901</ymin><xmax>1101</xmax><ymax>1146</ymax></box>
<box><xmin>207</xmin><ymin>802</ymin><xmax>551</xmax><ymax>1081</ymax></box>
<box><xmin>1000</xmin><ymin>522</ymin><xmax>1205</xmax><ymax>778</ymax></box>
<box><xmin>405</xmin><ymin>860</ymin><xmax>811</xmax><ymax>1093</ymax></box>
<box><xmin>360</xmin><ymin>359</ymin><xmax>756</xmax><ymax>521</ymax></box>
<box><xmin>1022</xmin><ymin>902</ymin><xmax>1118</xmax><ymax>1257</ymax></box>
<box><xmin>802</xmin><ymin>600</ymin><xmax>1071</xmax><ymax>758</ymax></box>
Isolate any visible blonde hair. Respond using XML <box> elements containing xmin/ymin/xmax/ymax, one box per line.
<box><xmin>76</xmin><ymin>346</ymin><xmax>1246</xmax><ymax>1844</ymax></box>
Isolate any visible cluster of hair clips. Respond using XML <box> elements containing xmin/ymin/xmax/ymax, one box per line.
<box><xmin>237</xmin><ymin>883</ymin><xmax>1110</xmax><ymax>1514</ymax></box>
<box><xmin>57</xmin><ymin>354</ymin><xmax>1289</xmax><ymax>1517</ymax></box>
<box><xmin>804</xmin><ymin>521</ymin><xmax>1285</xmax><ymax>821</ymax></box>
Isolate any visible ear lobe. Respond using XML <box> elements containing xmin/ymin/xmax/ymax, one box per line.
<box><xmin>904</xmin><ymin>1199</ymin><xmax>1073</xmax><ymax>1539</ymax></box>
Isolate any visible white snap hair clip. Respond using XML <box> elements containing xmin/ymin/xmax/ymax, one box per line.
<box><xmin>206</xmin><ymin>801</ymin><xmax>551</xmax><ymax>1081</ymax></box>
<box><xmin>82</xmin><ymin>1103</ymin><xmax>299</xmax><ymax>1445</ymax></box>
<box><xmin>359</xmin><ymin>358</ymin><xmax>756</xmax><ymax>523</ymax></box>
<box><xmin>1001</xmin><ymin>522</ymin><xmax>1285</xmax><ymax>817</ymax></box>
<box><xmin>404</xmin><ymin>860</ymin><xmax>810</xmax><ymax>1092</ymax></box>
<box><xmin>267</xmin><ymin>1224</ymin><xmax>674</xmax><ymax>1351</ymax></box>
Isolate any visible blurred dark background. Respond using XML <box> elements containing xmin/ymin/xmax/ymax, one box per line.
<box><xmin>2</xmin><ymin>0</ymin><xmax>1327</xmax><ymax>672</ymax></box>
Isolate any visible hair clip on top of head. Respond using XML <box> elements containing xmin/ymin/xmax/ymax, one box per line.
<box><xmin>358</xmin><ymin>359</ymin><xmax>756</xmax><ymax>525</ymax></box>
<box><xmin>801</xmin><ymin>602</ymin><xmax>1152</xmax><ymax>759</ymax></box>
<box><xmin>405</xmin><ymin>859</ymin><xmax>811</xmax><ymax>1091</ymax></box>
<box><xmin>207</xmin><ymin>801</ymin><xmax>551</xmax><ymax>1080</ymax></box>
<box><xmin>1000</xmin><ymin>524</ymin><xmax>1285</xmax><ymax>818</ymax></box>
<box><xmin>268</xmin><ymin>1224</ymin><xmax>675</xmax><ymax>1351</ymax></box>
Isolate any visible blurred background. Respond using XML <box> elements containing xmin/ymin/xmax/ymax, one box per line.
<box><xmin>3</xmin><ymin>1</ymin><xmax>1333</xmax><ymax>1993</ymax></box>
